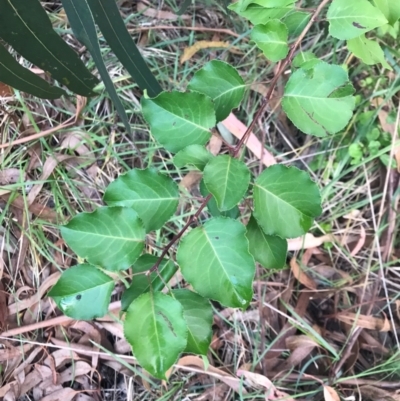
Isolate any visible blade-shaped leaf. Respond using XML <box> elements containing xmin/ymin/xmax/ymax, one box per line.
<box><xmin>173</xmin><ymin>145</ymin><xmax>214</xmax><ymax>171</ymax></box>
<box><xmin>188</xmin><ymin>60</ymin><xmax>245</xmax><ymax>122</ymax></box>
<box><xmin>253</xmin><ymin>165</ymin><xmax>322</xmax><ymax>238</ymax></box>
<box><xmin>282</xmin><ymin>62</ymin><xmax>355</xmax><ymax>137</ymax></box>
<box><xmin>246</xmin><ymin>215</ymin><xmax>287</xmax><ymax>269</ymax></box>
<box><xmin>172</xmin><ymin>289</ymin><xmax>213</xmax><ymax>355</ymax></box>
<box><xmin>327</xmin><ymin>0</ymin><xmax>387</xmax><ymax>40</ymax></box>
<box><xmin>121</xmin><ymin>255</ymin><xmax>178</xmax><ymax>311</ymax></box>
<box><xmin>177</xmin><ymin>217</ymin><xmax>255</xmax><ymax>308</ymax></box>
<box><xmin>87</xmin><ymin>0</ymin><xmax>162</xmax><ymax>97</ymax></box>
<box><xmin>124</xmin><ymin>292</ymin><xmax>187</xmax><ymax>379</ymax></box>
<box><xmin>0</xmin><ymin>43</ymin><xmax>66</xmax><ymax>99</ymax></box>
<box><xmin>251</xmin><ymin>20</ymin><xmax>289</xmax><ymax>62</ymax></box>
<box><xmin>49</xmin><ymin>264</ymin><xmax>113</xmax><ymax>320</ymax></box>
<box><xmin>142</xmin><ymin>91</ymin><xmax>216</xmax><ymax>153</ymax></box>
<box><xmin>61</xmin><ymin>206</ymin><xmax>145</xmax><ymax>271</ymax></box>
<box><xmin>104</xmin><ymin>168</ymin><xmax>179</xmax><ymax>232</ymax></box>
<box><xmin>373</xmin><ymin>0</ymin><xmax>400</xmax><ymax>25</ymax></box>
<box><xmin>61</xmin><ymin>0</ymin><xmax>132</xmax><ymax>134</ymax></box>
<box><xmin>0</xmin><ymin>0</ymin><xmax>98</xmax><ymax>96</ymax></box>
<box><xmin>203</xmin><ymin>155</ymin><xmax>250</xmax><ymax>211</ymax></box>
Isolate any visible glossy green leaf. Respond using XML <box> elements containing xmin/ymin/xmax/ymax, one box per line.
<box><xmin>177</xmin><ymin>217</ymin><xmax>255</xmax><ymax>308</ymax></box>
<box><xmin>327</xmin><ymin>0</ymin><xmax>388</xmax><ymax>40</ymax></box>
<box><xmin>124</xmin><ymin>292</ymin><xmax>187</xmax><ymax>379</ymax></box>
<box><xmin>246</xmin><ymin>216</ymin><xmax>287</xmax><ymax>269</ymax></box>
<box><xmin>49</xmin><ymin>264</ymin><xmax>113</xmax><ymax>320</ymax></box>
<box><xmin>282</xmin><ymin>62</ymin><xmax>355</xmax><ymax>137</ymax></box>
<box><xmin>87</xmin><ymin>0</ymin><xmax>162</xmax><ymax>97</ymax></box>
<box><xmin>0</xmin><ymin>0</ymin><xmax>98</xmax><ymax>96</ymax></box>
<box><xmin>172</xmin><ymin>290</ymin><xmax>213</xmax><ymax>355</ymax></box>
<box><xmin>199</xmin><ymin>179</ymin><xmax>240</xmax><ymax>219</ymax></box>
<box><xmin>173</xmin><ymin>145</ymin><xmax>214</xmax><ymax>171</ymax></box>
<box><xmin>142</xmin><ymin>91</ymin><xmax>216</xmax><ymax>153</ymax></box>
<box><xmin>253</xmin><ymin>165</ymin><xmax>322</xmax><ymax>238</ymax></box>
<box><xmin>347</xmin><ymin>35</ymin><xmax>391</xmax><ymax>69</ymax></box>
<box><xmin>104</xmin><ymin>168</ymin><xmax>179</xmax><ymax>232</ymax></box>
<box><xmin>61</xmin><ymin>206</ymin><xmax>145</xmax><ymax>271</ymax></box>
<box><xmin>121</xmin><ymin>255</ymin><xmax>178</xmax><ymax>311</ymax></box>
<box><xmin>188</xmin><ymin>60</ymin><xmax>245</xmax><ymax>122</ymax></box>
<box><xmin>0</xmin><ymin>44</ymin><xmax>66</xmax><ymax>99</ymax></box>
<box><xmin>61</xmin><ymin>0</ymin><xmax>132</xmax><ymax>134</ymax></box>
<box><xmin>203</xmin><ymin>155</ymin><xmax>250</xmax><ymax>211</ymax></box>
<box><xmin>251</xmin><ymin>20</ymin><xmax>289</xmax><ymax>62</ymax></box>
<box><xmin>373</xmin><ymin>0</ymin><xmax>400</xmax><ymax>25</ymax></box>
<box><xmin>283</xmin><ymin>11</ymin><xmax>311</xmax><ymax>36</ymax></box>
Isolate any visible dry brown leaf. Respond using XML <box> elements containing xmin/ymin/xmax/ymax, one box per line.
<box><xmin>285</xmin><ymin>335</ymin><xmax>318</xmax><ymax>368</ymax></box>
<box><xmin>290</xmin><ymin>257</ymin><xmax>317</xmax><ymax>290</ymax></box>
<box><xmin>0</xmin><ymin>281</ymin><xmax>8</xmax><ymax>331</ymax></box>
<box><xmin>287</xmin><ymin>233</ymin><xmax>334</xmax><ymax>251</ymax></box>
<box><xmin>323</xmin><ymin>385</ymin><xmax>341</xmax><ymax>401</ymax></box>
<box><xmin>40</xmin><ymin>388</ymin><xmax>77</xmax><ymax>401</ymax></box>
<box><xmin>336</xmin><ymin>311</ymin><xmax>392</xmax><ymax>332</ymax></box>
<box><xmin>0</xmin><ymin>168</ymin><xmax>26</xmax><ymax>185</ymax></box>
<box><xmin>350</xmin><ymin>226</ymin><xmax>366</xmax><ymax>256</ymax></box>
<box><xmin>137</xmin><ymin>1</ymin><xmax>190</xmax><ymax>20</ymax></box>
<box><xmin>0</xmin><ymin>82</ymin><xmax>12</xmax><ymax>96</ymax></box>
<box><xmin>181</xmin><ymin>41</ymin><xmax>231</xmax><ymax>63</ymax></box>
<box><xmin>207</xmin><ymin>135</ymin><xmax>223</xmax><ymax>155</ymax></box>
<box><xmin>180</xmin><ymin>171</ymin><xmax>202</xmax><ymax>190</ymax></box>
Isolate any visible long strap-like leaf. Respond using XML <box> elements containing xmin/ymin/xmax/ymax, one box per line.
<box><xmin>0</xmin><ymin>0</ymin><xmax>99</xmax><ymax>96</ymax></box>
<box><xmin>61</xmin><ymin>0</ymin><xmax>132</xmax><ymax>134</ymax></box>
<box><xmin>0</xmin><ymin>44</ymin><xmax>66</xmax><ymax>99</ymax></box>
<box><xmin>87</xmin><ymin>0</ymin><xmax>162</xmax><ymax>98</ymax></box>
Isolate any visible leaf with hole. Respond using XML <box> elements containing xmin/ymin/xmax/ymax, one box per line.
<box><xmin>188</xmin><ymin>60</ymin><xmax>245</xmax><ymax>122</ymax></box>
<box><xmin>49</xmin><ymin>264</ymin><xmax>113</xmax><ymax>320</ymax></box>
<box><xmin>203</xmin><ymin>155</ymin><xmax>250</xmax><ymax>211</ymax></box>
<box><xmin>327</xmin><ymin>0</ymin><xmax>387</xmax><ymax>40</ymax></box>
<box><xmin>282</xmin><ymin>62</ymin><xmax>355</xmax><ymax>137</ymax></box>
<box><xmin>121</xmin><ymin>255</ymin><xmax>178</xmax><ymax>311</ymax></box>
<box><xmin>253</xmin><ymin>165</ymin><xmax>322</xmax><ymax>238</ymax></box>
<box><xmin>173</xmin><ymin>145</ymin><xmax>214</xmax><ymax>171</ymax></box>
<box><xmin>124</xmin><ymin>292</ymin><xmax>187</xmax><ymax>379</ymax></box>
<box><xmin>177</xmin><ymin>217</ymin><xmax>255</xmax><ymax>308</ymax></box>
<box><xmin>172</xmin><ymin>289</ymin><xmax>213</xmax><ymax>355</ymax></box>
<box><xmin>251</xmin><ymin>20</ymin><xmax>289</xmax><ymax>62</ymax></box>
<box><xmin>104</xmin><ymin>168</ymin><xmax>179</xmax><ymax>232</ymax></box>
<box><xmin>373</xmin><ymin>0</ymin><xmax>400</xmax><ymax>25</ymax></box>
<box><xmin>142</xmin><ymin>91</ymin><xmax>216</xmax><ymax>153</ymax></box>
<box><xmin>61</xmin><ymin>206</ymin><xmax>145</xmax><ymax>271</ymax></box>
<box><xmin>246</xmin><ymin>216</ymin><xmax>287</xmax><ymax>269</ymax></box>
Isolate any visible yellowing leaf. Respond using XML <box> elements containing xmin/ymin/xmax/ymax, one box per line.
<box><xmin>181</xmin><ymin>41</ymin><xmax>231</xmax><ymax>63</ymax></box>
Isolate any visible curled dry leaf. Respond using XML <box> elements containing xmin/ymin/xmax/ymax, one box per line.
<box><xmin>323</xmin><ymin>385</ymin><xmax>341</xmax><ymax>401</ymax></box>
<box><xmin>335</xmin><ymin>311</ymin><xmax>392</xmax><ymax>332</ymax></box>
<box><xmin>290</xmin><ymin>257</ymin><xmax>317</xmax><ymax>290</ymax></box>
<box><xmin>181</xmin><ymin>41</ymin><xmax>233</xmax><ymax>63</ymax></box>
<box><xmin>287</xmin><ymin>233</ymin><xmax>334</xmax><ymax>251</ymax></box>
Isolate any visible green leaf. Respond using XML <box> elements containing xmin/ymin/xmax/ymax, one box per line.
<box><xmin>104</xmin><ymin>168</ymin><xmax>179</xmax><ymax>232</ymax></box>
<box><xmin>124</xmin><ymin>292</ymin><xmax>187</xmax><ymax>379</ymax></box>
<box><xmin>251</xmin><ymin>20</ymin><xmax>289</xmax><ymax>62</ymax></box>
<box><xmin>188</xmin><ymin>60</ymin><xmax>245</xmax><ymax>122</ymax></box>
<box><xmin>253</xmin><ymin>165</ymin><xmax>322</xmax><ymax>238</ymax></box>
<box><xmin>61</xmin><ymin>206</ymin><xmax>145</xmax><ymax>271</ymax></box>
<box><xmin>292</xmin><ymin>51</ymin><xmax>319</xmax><ymax>69</ymax></box>
<box><xmin>86</xmin><ymin>0</ymin><xmax>162</xmax><ymax>97</ymax></box>
<box><xmin>177</xmin><ymin>217</ymin><xmax>255</xmax><ymax>308</ymax></box>
<box><xmin>246</xmin><ymin>216</ymin><xmax>287</xmax><ymax>269</ymax></box>
<box><xmin>203</xmin><ymin>155</ymin><xmax>250</xmax><ymax>211</ymax></box>
<box><xmin>172</xmin><ymin>290</ymin><xmax>213</xmax><ymax>355</ymax></box>
<box><xmin>0</xmin><ymin>44</ymin><xmax>66</xmax><ymax>99</ymax></box>
<box><xmin>142</xmin><ymin>91</ymin><xmax>216</xmax><ymax>153</ymax></box>
<box><xmin>61</xmin><ymin>0</ymin><xmax>132</xmax><ymax>134</ymax></box>
<box><xmin>283</xmin><ymin>11</ymin><xmax>311</xmax><ymax>36</ymax></box>
<box><xmin>347</xmin><ymin>34</ymin><xmax>391</xmax><ymax>69</ymax></box>
<box><xmin>0</xmin><ymin>0</ymin><xmax>98</xmax><ymax>96</ymax></box>
<box><xmin>121</xmin><ymin>255</ymin><xmax>178</xmax><ymax>311</ymax></box>
<box><xmin>327</xmin><ymin>0</ymin><xmax>388</xmax><ymax>40</ymax></box>
<box><xmin>49</xmin><ymin>264</ymin><xmax>113</xmax><ymax>320</ymax></box>
<box><xmin>173</xmin><ymin>145</ymin><xmax>214</xmax><ymax>171</ymax></box>
<box><xmin>373</xmin><ymin>0</ymin><xmax>400</xmax><ymax>25</ymax></box>
<box><xmin>282</xmin><ymin>62</ymin><xmax>355</xmax><ymax>137</ymax></box>
<box><xmin>199</xmin><ymin>179</ymin><xmax>240</xmax><ymax>219</ymax></box>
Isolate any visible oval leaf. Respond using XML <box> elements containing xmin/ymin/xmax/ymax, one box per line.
<box><xmin>172</xmin><ymin>289</ymin><xmax>213</xmax><ymax>355</ymax></box>
<box><xmin>253</xmin><ymin>165</ymin><xmax>322</xmax><ymax>238</ymax></box>
<box><xmin>282</xmin><ymin>62</ymin><xmax>355</xmax><ymax>137</ymax></box>
<box><xmin>121</xmin><ymin>254</ymin><xmax>178</xmax><ymax>311</ymax></box>
<box><xmin>104</xmin><ymin>168</ymin><xmax>179</xmax><ymax>232</ymax></box>
<box><xmin>124</xmin><ymin>292</ymin><xmax>187</xmax><ymax>379</ymax></box>
<box><xmin>251</xmin><ymin>20</ymin><xmax>289</xmax><ymax>62</ymax></box>
<box><xmin>203</xmin><ymin>155</ymin><xmax>250</xmax><ymax>211</ymax></box>
<box><xmin>177</xmin><ymin>217</ymin><xmax>255</xmax><ymax>308</ymax></box>
<box><xmin>141</xmin><ymin>91</ymin><xmax>216</xmax><ymax>153</ymax></box>
<box><xmin>373</xmin><ymin>0</ymin><xmax>400</xmax><ymax>26</ymax></box>
<box><xmin>327</xmin><ymin>0</ymin><xmax>387</xmax><ymax>40</ymax></box>
<box><xmin>246</xmin><ymin>215</ymin><xmax>287</xmax><ymax>270</ymax></box>
<box><xmin>188</xmin><ymin>60</ymin><xmax>245</xmax><ymax>122</ymax></box>
<box><xmin>61</xmin><ymin>206</ymin><xmax>145</xmax><ymax>271</ymax></box>
<box><xmin>49</xmin><ymin>264</ymin><xmax>113</xmax><ymax>320</ymax></box>
<box><xmin>173</xmin><ymin>145</ymin><xmax>214</xmax><ymax>171</ymax></box>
